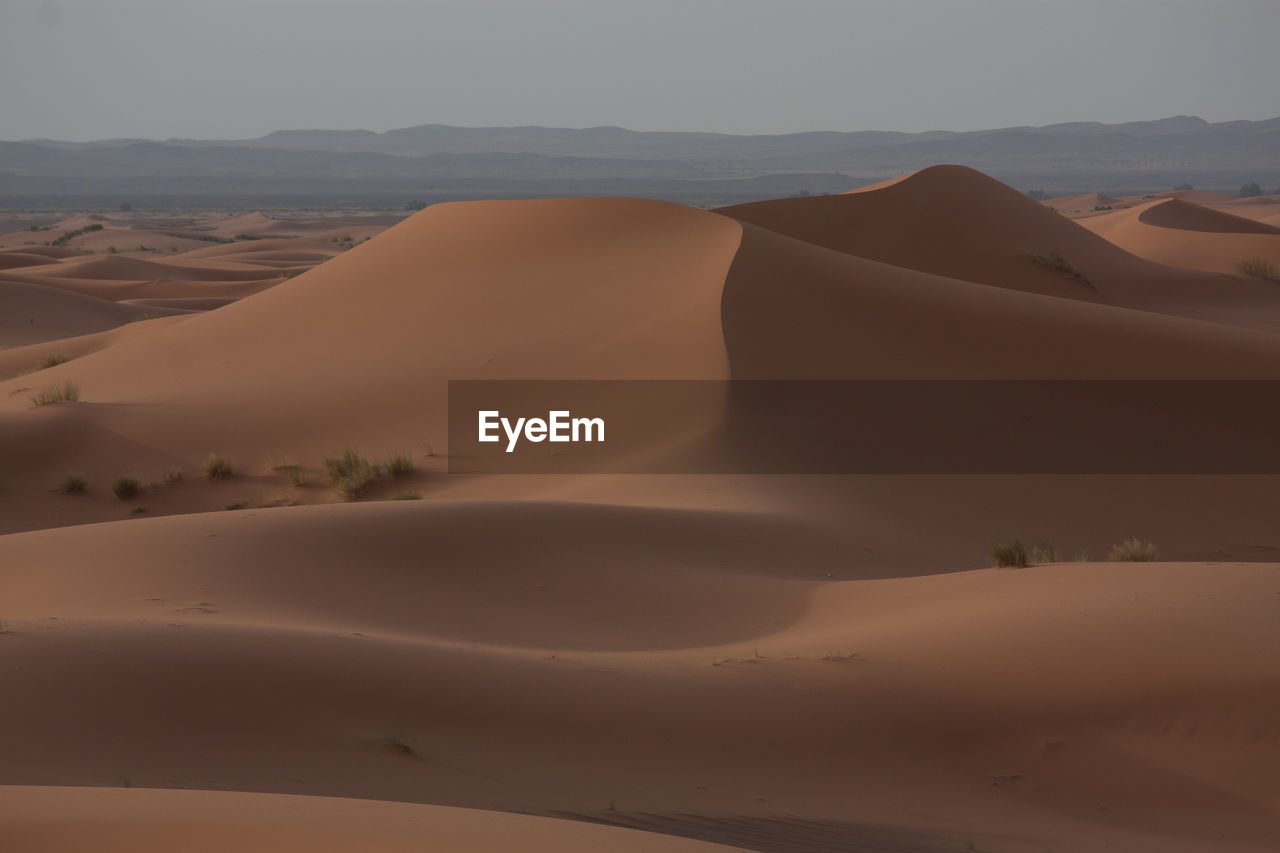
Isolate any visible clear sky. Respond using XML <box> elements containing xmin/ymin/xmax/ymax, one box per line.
<box><xmin>3</xmin><ymin>0</ymin><xmax>1278</xmax><ymax>141</ymax></box>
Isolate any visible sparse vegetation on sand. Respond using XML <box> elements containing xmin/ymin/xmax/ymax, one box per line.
<box><xmin>1031</xmin><ymin>251</ymin><xmax>1095</xmax><ymax>288</ymax></box>
<box><xmin>29</xmin><ymin>380</ymin><xmax>80</xmax><ymax>407</ymax></box>
<box><xmin>203</xmin><ymin>453</ymin><xmax>234</xmax><ymax>480</ymax></box>
<box><xmin>112</xmin><ymin>476</ymin><xmax>141</xmax><ymax>501</ymax></box>
<box><xmin>39</xmin><ymin>353</ymin><xmax>72</xmax><ymax>370</ymax></box>
<box><xmin>57</xmin><ymin>474</ymin><xmax>88</xmax><ymax>494</ymax></box>
<box><xmin>1030</xmin><ymin>542</ymin><xmax>1057</xmax><ymax>563</ymax></box>
<box><xmin>989</xmin><ymin>539</ymin><xmax>1028</xmax><ymax>568</ymax></box>
<box><xmin>163</xmin><ymin>466</ymin><xmax>184</xmax><ymax>484</ymax></box>
<box><xmin>1107</xmin><ymin>538</ymin><xmax>1158</xmax><ymax>562</ymax></box>
<box><xmin>383</xmin><ymin>452</ymin><xmax>414</xmax><ymax>477</ymax></box>
<box><xmin>50</xmin><ymin>223</ymin><xmax>103</xmax><ymax>247</ymax></box>
<box><xmin>388</xmin><ymin>490</ymin><xmax>422</xmax><ymax>501</ymax></box>
<box><xmin>1236</xmin><ymin>259</ymin><xmax>1279</xmax><ymax>281</ymax></box>
<box><xmin>324</xmin><ymin>448</ymin><xmax>383</xmax><ymax>501</ymax></box>
<box><xmin>129</xmin><ymin>311</ymin><xmax>159</xmax><ymax>323</ymax></box>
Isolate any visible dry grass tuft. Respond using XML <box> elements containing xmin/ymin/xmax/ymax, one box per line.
<box><xmin>324</xmin><ymin>449</ymin><xmax>382</xmax><ymax>501</ymax></box>
<box><xmin>112</xmin><ymin>476</ymin><xmax>141</xmax><ymax>501</ymax></box>
<box><xmin>57</xmin><ymin>474</ymin><xmax>88</xmax><ymax>494</ymax></box>
<box><xmin>1236</xmin><ymin>259</ymin><xmax>1279</xmax><ymax>281</ymax></box>
<box><xmin>203</xmin><ymin>453</ymin><xmax>234</xmax><ymax>480</ymax></box>
<box><xmin>1032</xmin><ymin>251</ymin><xmax>1096</xmax><ymax>288</ymax></box>
<box><xmin>989</xmin><ymin>539</ymin><xmax>1028</xmax><ymax>568</ymax></box>
<box><xmin>29</xmin><ymin>380</ymin><xmax>80</xmax><ymax>407</ymax></box>
<box><xmin>1107</xmin><ymin>538</ymin><xmax>1158</xmax><ymax>562</ymax></box>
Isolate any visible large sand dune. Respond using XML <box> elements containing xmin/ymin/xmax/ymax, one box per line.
<box><xmin>1</xmin><ymin>169</ymin><xmax>1278</xmax><ymax>852</ymax></box>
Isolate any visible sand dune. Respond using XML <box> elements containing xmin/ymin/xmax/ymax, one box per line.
<box><xmin>1137</xmin><ymin>198</ymin><xmax>1280</xmax><ymax>235</ymax></box>
<box><xmin>0</xmin><ymin>279</ymin><xmax>156</xmax><ymax>347</ymax></box>
<box><xmin>1081</xmin><ymin>198</ymin><xmax>1280</xmax><ymax>275</ymax></box>
<box><xmin>0</xmin><ymin>504</ymin><xmax>1276</xmax><ymax>852</ymax></box>
<box><xmin>2</xmin><ymin>169</ymin><xmax>1279</xmax><ymax>851</ymax></box>
<box><xmin>722</xmin><ymin>166</ymin><xmax>1280</xmax><ymax>333</ymax></box>
<box><xmin>1</xmin><ymin>787</ymin><xmax>747</xmax><ymax>853</ymax></box>
<box><xmin>0</xmin><ymin>251</ymin><xmax>58</xmax><ymax>271</ymax></box>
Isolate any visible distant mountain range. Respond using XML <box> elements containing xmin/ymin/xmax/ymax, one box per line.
<box><xmin>3</xmin><ymin>115</ymin><xmax>1277</xmax><ymax>208</ymax></box>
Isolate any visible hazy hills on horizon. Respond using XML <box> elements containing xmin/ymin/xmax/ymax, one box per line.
<box><xmin>4</xmin><ymin>114</ymin><xmax>1278</xmax><ymax>207</ymax></box>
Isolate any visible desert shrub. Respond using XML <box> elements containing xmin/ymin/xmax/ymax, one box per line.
<box><xmin>1107</xmin><ymin>538</ymin><xmax>1158</xmax><ymax>562</ymax></box>
<box><xmin>29</xmin><ymin>380</ymin><xmax>80</xmax><ymax>407</ymax></box>
<box><xmin>1092</xmin><ymin>204</ymin><xmax>1112</xmax><ymax>211</ymax></box>
<box><xmin>388</xmin><ymin>490</ymin><xmax>422</xmax><ymax>500</ymax></box>
<box><xmin>58</xmin><ymin>474</ymin><xmax>88</xmax><ymax>494</ymax></box>
<box><xmin>163</xmin><ymin>466</ymin><xmax>184</xmax><ymax>484</ymax></box>
<box><xmin>129</xmin><ymin>311</ymin><xmax>159</xmax><ymax>323</ymax></box>
<box><xmin>383</xmin><ymin>453</ymin><xmax>414</xmax><ymax>477</ymax></box>
<box><xmin>40</xmin><ymin>353</ymin><xmax>71</xmax><ymax>369</ymax></box>
<box><xmin>1030</xmin><ymin>542</ymin><xmax>1057</xmax><ymax>563</ymax></box>
<box><xmin>1236</xmin><ymin>259</ymin><xmax>1279</xmax><ymax>281</ymax></box>
<box><xmin>113</xmin><ymin>476</ymin><xmax>141</xmax><ymax>500</ymax></box>
<box><xmin>989</xmin><ymin>539</ymin><xmax>1028</xmax><ymax>568</ymax></box>
<box><xmin>1240</xmin><ymin>182</ymin><xmax>1263</xmax><ymax>198</ymax></box>
<box><xmin>1031</xmin><ymin>251</ymin><xmax>1095</xmax><ymax>288</ymax></box>
<box><xmin>203</xmin><ymin>453</ymin><xmax>234</xmax><ymax>480</ymax></box>
<box><xmin>324</xmin><ymin>448</ymin><xmax>382</xmax><ymax>501</ymax></box>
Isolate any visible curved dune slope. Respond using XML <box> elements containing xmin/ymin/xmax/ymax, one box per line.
<box><xmin>0</xmin><ymin>280</ymin><xmax>154</xmax><ymax>347</ymax></box>
<box><xmin>0</xmin><ymin>787</ymin><xmax>747</xmax><ymax>853</ymax></box>
<box><xmin>719</xmin><ymin>165</ymin><xmax>1145</xmax><ymax>300</ymax></box>
<box><xmin>0</xmin><ymin>504</ymin><xmax>1276</xmax><ymax>853</ymax></box>
<box><xmin>1082</xmin><ymin>199</ymin><xmax>1280</xmax><ymax>275</ymax></box>
<box><xmin>1137</xmin><ymin>198</ymin><xmax>1280</xmax><ymax>235</ymax></box>
<box><xmin>0</xmin><ymin>198</ymin><xmax>741</xmax><ymax>450</ymax></box>
<box><xmin>0</xmin><ymin>252</ymin><xmax>58</xmax><ymax>271</ymax></box>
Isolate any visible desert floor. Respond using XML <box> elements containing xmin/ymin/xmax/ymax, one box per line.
<box><xmin>2</xmin><ymin>169</ymin><xmax>1278</xmax><ymax>852</ymax></box>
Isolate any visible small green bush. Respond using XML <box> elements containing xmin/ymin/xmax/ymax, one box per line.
<box><xmin>388</xmin><ymin>490</ymin><xmax>422</xmax><ymax>501</ymax></box>
<box><xmin>113</xmin><ymin>476</ymin><xmax>141</xmax><ymax>500</ymax></box>
<box><xmin>989</xmin><ymin>539</ymin><xmax>1028</xmax><ymax>568</ymax></box>
<box><xmin>1107</xmin><ymin>538</ymin><xmax>1158</xmax><ymax>562</ymax></box>
<box><xmin>203</xmin><ymin>453</ymin><xmax>234</xmax><ymax>480</ymax></box>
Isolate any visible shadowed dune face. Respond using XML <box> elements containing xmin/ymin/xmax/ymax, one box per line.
<box><xmin>3</xmin><ymin>169</ymin><xmax>1280</xmax><ymax>853</ymax></box>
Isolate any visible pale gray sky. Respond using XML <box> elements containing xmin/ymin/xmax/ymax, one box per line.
<box><xmin>2</xmin><ymin>0</ymin><xmax>1278</xmax><ymax>141</ymax></box>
